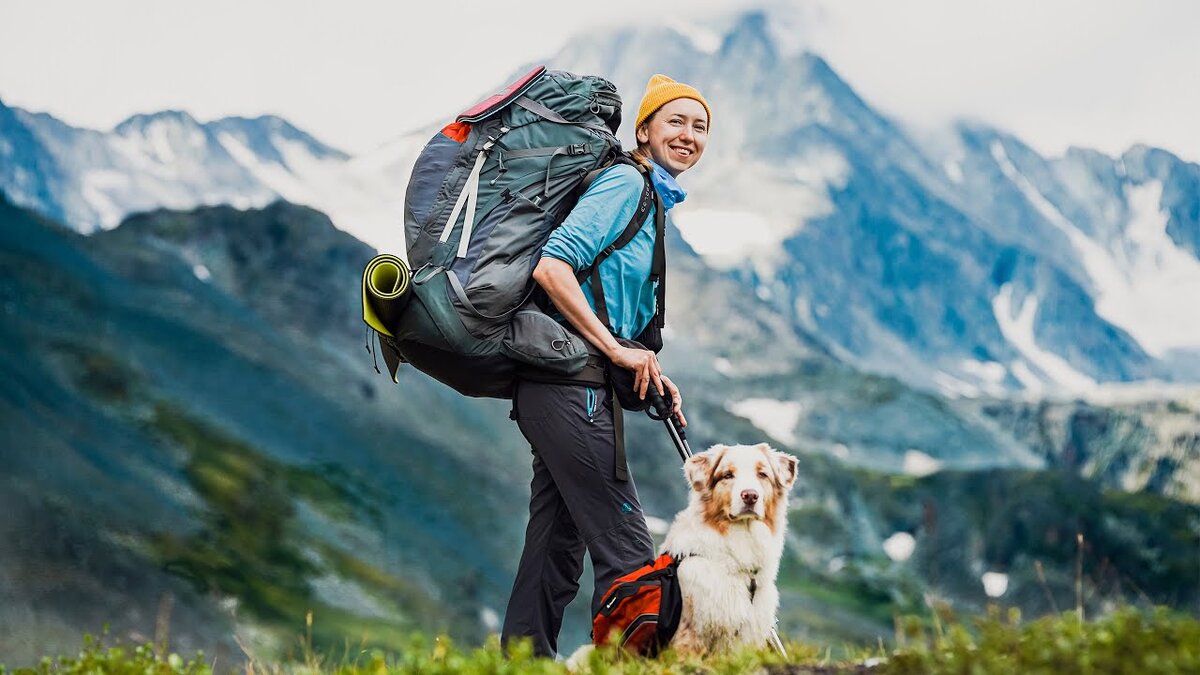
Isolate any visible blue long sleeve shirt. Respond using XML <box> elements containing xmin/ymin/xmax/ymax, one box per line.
<box><xmin>541</xmin><ymin>161</ymin><xmax>684</xmax><ymax>340</ymax></box>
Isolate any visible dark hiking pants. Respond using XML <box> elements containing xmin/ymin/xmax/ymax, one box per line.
<box><xmin>501</xmin><ymin>379</ymin><xmax>654</xmax><ymax>658</ymax></box>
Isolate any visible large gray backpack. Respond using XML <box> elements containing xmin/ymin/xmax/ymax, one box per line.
<box><xmin>365</xmin><ymin>66</ymin><xmax>661</xmax><ymax>398</ymax></box>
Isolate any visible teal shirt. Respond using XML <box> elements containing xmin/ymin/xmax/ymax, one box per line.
<box><xmin>541</xmin><ymin>162</ymin><xmax>683</xmax><ymax>339</ymax></box>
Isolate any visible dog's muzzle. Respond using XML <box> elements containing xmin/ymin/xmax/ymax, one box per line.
<box><xmin>731</xmin><ymin>489</ymin><xmax>761</xmax><ymax>519</ymax></box>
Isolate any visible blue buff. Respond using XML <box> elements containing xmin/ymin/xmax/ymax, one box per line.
<box><xmin>648</xmin><ymin>160</ymin><xmax>687</xmax><ymax>210</ymax></box>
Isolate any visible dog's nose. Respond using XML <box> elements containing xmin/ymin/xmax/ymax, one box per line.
<box><xmin>741</xmin><ymin>489</ymin><xmax>759</xmax><ymax>505</ymax></box>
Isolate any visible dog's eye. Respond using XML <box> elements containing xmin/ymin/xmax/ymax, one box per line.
<box><xmin>719</xmin><ymin>471</ymin><xmax>734</xmax><ymax>481</ymax></box>
<box><xmin>758</xmin><ymin>471</ymin><xmax>769</xmax><ymax>479</ymax></box>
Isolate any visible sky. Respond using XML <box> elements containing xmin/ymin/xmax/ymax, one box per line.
<box><xmin>1</xmin><ymin>0</ymin><xmax>1197</xmax><ymax>162</ymax></box>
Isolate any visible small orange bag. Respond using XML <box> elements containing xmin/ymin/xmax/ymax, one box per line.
<box><xmin>592</xmin><ymin>553</ymin><xmax>682</xmax><ymax>655</ymax></box>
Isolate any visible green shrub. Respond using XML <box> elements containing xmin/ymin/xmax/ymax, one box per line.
<box><xmin>2</xmin><ymin>633</ymin><xmax>210</xmax><ymax>675</ymax></box>
<box><xmin>886</xmin><ymin>606</ymin><xmax>1200</xmax><ymax>675</ymax></box>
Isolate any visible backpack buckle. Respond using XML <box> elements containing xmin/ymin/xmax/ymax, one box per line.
<box><xmin>568</xmin><ymin>143</ymin><xmax>588</xmax><ymax>156</ymax></box>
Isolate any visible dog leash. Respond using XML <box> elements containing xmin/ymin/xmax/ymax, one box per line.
<box><xmin>644</xmin><ymin>388</ymin><xmax>692</xmax><ymax>460</ymax></box>
<box><xmin>768</xmin><ymin>625</ymin><xmax>789</xmax><ymax>659</ymax></box>
<box><xmin>644</xmin><ymin>387</ymin><xmax>789</xmax><ymax>660</ymax></box>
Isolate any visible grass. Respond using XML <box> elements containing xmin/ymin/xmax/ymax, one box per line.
<box><xmin>6</xmin><ymin>607</ymin><xmax>1197</xmax><ymax>674</ymax></box>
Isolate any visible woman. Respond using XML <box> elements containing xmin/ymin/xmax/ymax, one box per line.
<box><xmin>501</xmin><ymin>74</ymin><xmax>711</xmax><ymax>658</ymax></box>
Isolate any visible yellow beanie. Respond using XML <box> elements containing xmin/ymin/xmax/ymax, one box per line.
<box><xmin>635</xmin><ymin>74</ymin><xmax>711</xmax><ymax>130</ymax></box>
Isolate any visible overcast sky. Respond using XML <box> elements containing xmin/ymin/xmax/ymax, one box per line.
<box><xmin>2</xmin><ymin>0</ymin><xmax>1197</xmax><ymax>162</ymax></box>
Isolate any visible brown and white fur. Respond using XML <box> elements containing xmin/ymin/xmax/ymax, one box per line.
<box><xmin>661</xmin><ymin>443</ymin><xmax>798</xmax><ymax>655</ymax></box>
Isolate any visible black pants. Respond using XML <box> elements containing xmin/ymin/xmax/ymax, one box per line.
<box><xmin>501</xmin><ymin>380</ymin><xmax>654</xmax><ymax>658</ymax></box>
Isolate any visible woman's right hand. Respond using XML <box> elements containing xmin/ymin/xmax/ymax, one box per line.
<box><xmin>608</xmin><ymin>344</ymin><xmax>663</xmax><ymax>400</ymax></box>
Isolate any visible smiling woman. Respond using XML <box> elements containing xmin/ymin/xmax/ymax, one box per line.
<box><xmin>503</xmin><ymin>73</ymin><xmax>713</xmax><ymax>660</ymax></box>
<box><xmin>630</xmin><ymin>75</ymin><xmax>711</xmax><ymax>176</ymax></box>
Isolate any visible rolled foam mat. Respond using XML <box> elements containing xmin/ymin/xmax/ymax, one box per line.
<box><xmin>361</xmin><ymin>254</ymin><xmax>412</xmax><ymax>337</ymax></box>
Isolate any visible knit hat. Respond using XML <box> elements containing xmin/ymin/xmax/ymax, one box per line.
<box><xmin>635</xmin><ymin>74</ymin><xmax>711</xmax><ymax>129</ymax></box>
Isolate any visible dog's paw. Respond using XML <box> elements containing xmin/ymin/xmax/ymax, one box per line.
<box><xmin>564</xmin><ymin>644</ymin><xmax>594</xmax><ymax>672</ymax></box>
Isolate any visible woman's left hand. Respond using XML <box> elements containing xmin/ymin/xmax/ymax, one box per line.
<box><xmin>660</xmin><ymin>374</ymin><xmax>687</xmax><ymax>428</ymax></box>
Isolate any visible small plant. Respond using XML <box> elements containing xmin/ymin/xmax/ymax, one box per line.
<box><xmin>2</xmin><ymin>631</ymin><xmax>211</xmax><ymax>675</ymax></box>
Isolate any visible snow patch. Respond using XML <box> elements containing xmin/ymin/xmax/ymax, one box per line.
<box><xmin>712</xmin><ymin>357</ymin><xmax>735</xmax><ymax>376</ymax></box>
<box><xmin>79</xmin><ymin>169</ymin><xmax>130</xmax><ymax>229</ymax></box>
<box><xmin>218</xmin><ymin>131</ymin><xmax>307</xmax><ymax>202</ymax></box>
<box><xmin>943</xmin><ymin>159</ymin><xmax>964</xmax><ymax>183</ymax></box>
<box><xmin>981</xmin><ymin>572</ymin><xmax>1009</xmax><ymax>598</ymax></box>
<box><xmin>961</xmin><ymin>359</ymin><xmax>1007</xmax><ymax>384</ymax></box>
<box><xmin>1010</xmin><ymin>360</ymin><xmax>1043</xmax><ymax>392</ymax></box>
<box><xmin>217</xmin><ymin>128</ymin><xmax>411</xmax><ymax>252</ymax></box>
<box><xmin>1105</xmin><ymin>181</ymin><xmax>1200</xmax><ymax>355</ymax></box>
<box><xmin>479</xmin><ymin>607</ymin><xmax>501</xmax><ymax>632</ymax></box>
<box><xmin>726</xmin><ymin>398</ymin><xmax>804</xmax><ymax>446</ymax></box>
<box><xmin>192</xmin><ymin>264</ymin><xmax>211</xmax><ymax>281</ymax></box>
<box><xmin>831</xmin><ymin>443</ymin><xmax>850</xmax><ymax>460</ymax></box>
<box><xmin>903</xmin><ymin>449</ymin><xmax>941</xmax><ymax>477</ymax></box>
<box><xmin>993</xmin><ymin>283</ymin><xmax>1097</xmax><ymax>392</ymax></box>
<box><xmin>933</xmin><ymin>371</ymin><xmax>980</xmax><ymax>398</ymax></box>
<box><xmin>882</xmin><ymin>532</ymin><xmax>916</xmax><ymax>562</ymax></box>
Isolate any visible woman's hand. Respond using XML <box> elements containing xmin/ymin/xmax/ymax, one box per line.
<box><xmin>609</xmin><ymin>344</ymin><xmax>663</xmax><ymax>401</ymax></box>
<box><xmin>660</xmin><ymin>374</ymin><xmax>687</xmax><ymax>428</ymax></box>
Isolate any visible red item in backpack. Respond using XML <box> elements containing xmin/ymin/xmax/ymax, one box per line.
<box><xmin>593</xmin><ymin>553</ymin><xmax>683</xmax><ymax>655</ymax></box>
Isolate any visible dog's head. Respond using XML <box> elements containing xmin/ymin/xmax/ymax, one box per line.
<box><xmin>684</xmin><ymin>443</ymin><xmax>798</xmax><ymax>533</ymax></box>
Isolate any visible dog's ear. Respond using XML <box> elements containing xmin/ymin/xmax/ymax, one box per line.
<box><xmin>684</xmin><ymin>446</ymin><xmax>723</xmax><ymax>492</ymax></box>
<box><xmin>772</xmin><ymin>451</ymin><xmax>799</xmax><ymax>490</ymax></box>
<box><xmin>752</xmin><ymin>442</ymin><xmax>775</xmax><ymax>455</ymax></box>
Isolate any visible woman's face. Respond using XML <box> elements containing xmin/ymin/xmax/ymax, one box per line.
<box><xmin>636</xmin><ymin>98</ymin><xmax>709</xmax><ymax>177</ymax></box>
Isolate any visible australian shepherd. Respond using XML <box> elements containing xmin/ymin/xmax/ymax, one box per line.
<box><xmin>661</xmin><ymin>442</ymin><xmax>798</xmax><ymax>655</ymax></box>
<box><xmin>568</xmin><ymin>443</ymin><xmax>798</xmax><ymax>668</ymax></box>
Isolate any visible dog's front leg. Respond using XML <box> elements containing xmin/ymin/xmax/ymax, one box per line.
<box><xmin>746</xmin><ymin>581</ymin><xmax>780</xmax><ymax>647</ymax></box>
<box><xmin>668</xmin><ymin>593</ymin><xmax>710</xmax><ymax>657</ymax></box>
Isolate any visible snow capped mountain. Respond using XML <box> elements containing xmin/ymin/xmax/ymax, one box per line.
<box><xmin>941</xmin><ymin>126</ymin><xmax>1200</xmax><ymax>366</ymax></box>
<box><xmin>0</xmin><ymin>98</ymin><xmax>422</xmax><ymax>253</ymax></box>
<box><xmin>2</xmin><ymin>8</ymin><xmax>1197</xmax><ymax>398</ymax></box>
<box><xmin>552</xmin><ymin>9</ymin><xmax>1200</xmax><ymax>396</ymax></box>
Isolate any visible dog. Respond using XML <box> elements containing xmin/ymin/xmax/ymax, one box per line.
<box><xmin>566</xmin><ymin>443</ymin><xmax>797</xmax><ymax>668</ymax></box>
<box><xmin>661</xmin><ymin>442</ymin><xmax>798</xmax><ymax>655</ymax></box>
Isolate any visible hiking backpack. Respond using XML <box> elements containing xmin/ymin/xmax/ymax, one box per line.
<box><xmin>362</xmin><ymin>66</ymin><xmax>664</xmax><ymax>398</ymax></box>
<box><xmin>593</xmin><ymin>553</ymin><xmax>683</xmax><ymax>655</ymax></box>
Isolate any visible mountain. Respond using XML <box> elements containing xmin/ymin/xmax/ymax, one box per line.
<box><xmin>550</xmin><ymin>9</ymin><xmax>1200</xmax><ymax>397</ymax></box>
<box><xmin>0</xmin><ymin>99</ymin><xmax>417</xmax><ymax>254</ymax></box>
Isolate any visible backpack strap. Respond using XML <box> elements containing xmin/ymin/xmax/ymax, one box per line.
<box><xmin>575</xmin><ymin>159</ymin><xmax>667</xmax><ymax>482</ymax></box>
<box><xmin>514</xmin><ymin>96</ymin><xmax>615</xmax><ymax>136</ymax></box>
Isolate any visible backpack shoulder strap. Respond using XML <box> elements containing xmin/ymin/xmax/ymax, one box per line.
<box><xmin>574</xmin><ymin>157</ymin><xmax>654</xmax><ymax>289</ymax></box>
<box><xmin>573</xmin><ymin>156</ymin><xmax>665</xmax><ymax>484</ymax></box>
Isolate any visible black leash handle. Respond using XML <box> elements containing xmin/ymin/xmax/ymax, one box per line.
<box><xmin>646</xmin><ymin>386</ymin><xmax>692</xmax><ymax>461</ymax></box>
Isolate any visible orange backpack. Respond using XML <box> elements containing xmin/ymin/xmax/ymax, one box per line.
<box><xmin>592</xmin><ymin>553</ymin><xmax>683</xmax><ymax>655</ymax></box>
